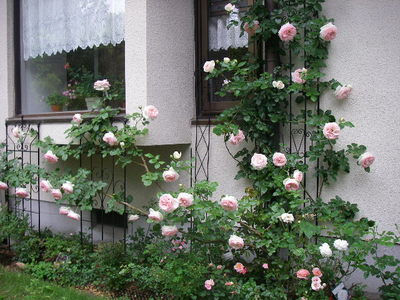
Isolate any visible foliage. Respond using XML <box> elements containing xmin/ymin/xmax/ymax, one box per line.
<box><xmin>0</xmin><ymin>207</ymin><xmax>30</xmax><ymax>242</ymax></box>
<box><xmin>71</xmin><ymin>67</ymin><xmax>101</xmax><ymax>98</ymax></box>
<box><xmin>44</xmin><ymin>93</ymin><xmax>69</xmax><ymax>106</ymax></box>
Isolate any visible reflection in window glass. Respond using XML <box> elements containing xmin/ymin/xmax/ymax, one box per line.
<box><xmin>207</xmin><ymin>0</ymin><xmax>249</xmax><ymax>104</ymax></box>
<box><xmin>19</xmin><ymin>0</ymin><xmax>125</xmax><ymax>114</ymax></box>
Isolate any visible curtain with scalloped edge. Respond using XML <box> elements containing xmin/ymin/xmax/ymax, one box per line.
<box><xmin>22</xmin><ymin>0</ymin><xmax>125</xmax><ymax>61</ymax></box>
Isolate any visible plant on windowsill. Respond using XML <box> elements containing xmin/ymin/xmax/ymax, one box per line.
<box><xmin>107</xmin><ymin>79</ymin><xmax>125</xmax><ymax>109</ymax></box>
<box><xmin>44</xmin><ymin>93</ymin><xmax>69</xmax><ymax>112</ymax></box>
<box><xmin>71</xmin><ymin>68</ymin><xmax>103</xmax><ymax>111</ymax></box>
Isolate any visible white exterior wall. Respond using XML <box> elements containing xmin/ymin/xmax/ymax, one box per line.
<box><xmin>0</xmin><ymin>0</ymin><xmax>14</xmax><ymax>143</ymax></box>
<box><xmin>126</xmin><ymin>0</ymin><xmax>195</xmax><ymax>146</ymax></box>
<box><xmin>322</xmin><ymin>0</ymin><xmax>400</xmax><ymax>232</ymax></box>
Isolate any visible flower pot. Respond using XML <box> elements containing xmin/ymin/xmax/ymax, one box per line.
<box><xmin>85</xmin><ymin>97</ymin><xmax>100</xmax><ymax>110</ymax></box>
<box><xmin>50</xmin><ymin>105</ymin><xmax>63</xmax><ymax>112</ymax></box>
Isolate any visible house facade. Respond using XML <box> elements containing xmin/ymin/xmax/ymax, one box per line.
<box><xmin>0</xmin><ymin>0</ymin><xmax>399</xmax><ymax>297</ymax></box>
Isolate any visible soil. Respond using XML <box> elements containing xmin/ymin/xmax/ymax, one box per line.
<box><xmin>0</xmin><ymin>244</ymin><xmax>14</xmax><ymax>266</ymax></box>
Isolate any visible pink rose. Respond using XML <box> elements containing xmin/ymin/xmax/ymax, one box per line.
<box><xmin>272</xmin><ymin>152</ymin><xmax>287</xmax><ymax>167</ymax></box>
<box><xmin>162</xmin><ymin>167</ymin><xmax>179</xmax><ymax>182</ymax></box>
<box><xmin>278</xmin><ymin>23</ymin><xmax>297</xmax><ymax>41</ymax></box>
<box><xmin>358</xmin><ymin>152</ymin><xmax>375</xmax><ymax>168</ymax></box>
<box><xmin>67</xmin><ymin>210</ymin><xmax>81</xmax><ymax>221</ymax></box>
<box><xmin>251</xmin><ymin>153</ymin><xmax>268</xmax><ymax>170</ymax></box>
<box><xmin>72</xmin><ymin>113</ymin><xmax>82</xmax><ymax>124</ymax></box>
<box><xmin>0</xmin><ymin>181</ymin><xmax>8</xmax><ymax>190</ymax></box>
<box><xmin>12</xmin><ymin>126</ymin><xmax>22</xmax><ymax>138</ymax></box>
<box><xmin>143</xmin><ymin>105</ymin><xmax>159</xmax><ymax>120</ymax></box>
<box><xmin>229</xmin><ymin>130</ymin><xmax>245</xmax><ymax>145</ymax></box>
<box><xmin>148</xmin><ymin>208</ymin><xmax>164</xmax><ymax>222</ymax></box>
<box><xmin>311</xmin><ymin>276</ymin><xmax>322</xmax><ymax>291</ymax></box>
<box><xmin>59</xmin><ymin>206</ymin><xmax>71</xmax><ymax>215</ymax></box>
<box><xmin>51</xmin><ymin>189</ymin><xmax>62</xmax><ymax>200</ymax></box>
<box><xmin>293</xmin><ymin>170</ymin><xmax>303</xmax><ymax>182</ymax></box>
<box><xmin>320</xmin><ymin>23</ymin><xmax>337</xmax><ymax>41</ymax></box>
<box><xmin>335</xmin><ymin>85</ymin><xmax>352</xmax><ymax>100</ymax></box>
<box><xmin>323</xmin><ymin>122</ymin><xmax>340</xmax><ymax>140</ymax></box>
<box><xmin>204</xmin><ymin>279</ymin><xmax>215</xmax><ymax>290</ymax></box>
<box><xmin>62</xmin><ymin>181</ymin><xmax>74</xmax><ymax>194</ymax></box>
<box><xmin>225</xmin><ymin>281</ymin><xmax>234</xmax><ymax>286</ymax></box>
<box><xmin>128</xmin><ymin>214</ymin><xmax>140</xmax><ymax>222</ymax></box>
<box><xmin>262</xmin><ymin>263</ymin><xmax>269</xmax><ymax>269</ymax></box>
<box><xmin>292</xmin><ymin>68</ymin><xmax>307</xmax><ymax>84</ymax></box>
<box><xmin>244</xmin><ymin>20</ymin><xmax>260</xmax><ymax>35</ymax></box>
<box><xmin>283</xmin><ymin>178</ymin><xmax>300</xmax><ymax>191</ymax></box>
<box><xmin>224</xmin><ymin>3</ymin><xmax>235</xmax><ymax>12</ymax></box>
<box><xmin>93</xmin><ymin>79</ymin><xmax>111</xmax><ymax>91</ymax></box>
<box><xmin>44</xmin><ymin>150</ymin><xmax>58</xmax><ymax>163</ymax></box>
<box><xmin>234</xmin><ymin>262</ymin><xmax>247</xmax><ymax>274</ymax></box>
<box><xmin>16</xmin><ymin>187</ymin><xmax>29</xmax><ymax>198</ymax></box>
<box><xmin>228</xmin><ymin>235</ymin><xmax>244</xmax><ymax>249</ymax></box>
<box><xmin>40</xmin><ymin>180</ymin><xmax>52</xmax><ymax>192</ymax></box>
<box><xmin>312</xmin><ymin>276</ymin><xmax>321</xmax><ymax>283</ymax></box>
<box><xmin>203</xmin><ymin>60</ymin><xmax>215</xmax><ymax>73</ymax></box>
<box><xmin>220</xmin><ymin>195</ymin><xmax>238</xmax><ymax>211</ymax></box>
<box><xmin>296</xmin><ymin>269</ymin><xmax>310</xmax><ymax>279</ymax></box>
<box><xmin>103</xmin><ymin>132</ymin><xmax>118</xmax><ymax>146</ymax></box>
<box><xmin>177</xmin><ymin>192</ymin><xmax>194</xmax><ymax>208</ymax></box>
<box><xmin>217</xmin><ymin>265</ymin><xmax>223</xmax><ymax>270</ymax></box>
<box><xmin>161</xmin><ymin>225</ymin><xmax>179</xmax><ymax>237</ymax></box>
<box><xmin>159</xmin><ymin>194</ymin><xmax>179</xmax><ymax>213</ymax></box>
<box><xmin>312</xmin><ymin>267</ymin><xmax>323</xmax><ymax>277</ymax></box>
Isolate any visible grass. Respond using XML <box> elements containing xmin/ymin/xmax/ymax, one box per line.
<box><xmin>0</xmin><ymin>266</ymin><xmax>106</xmax><ymax>300</ymax></box>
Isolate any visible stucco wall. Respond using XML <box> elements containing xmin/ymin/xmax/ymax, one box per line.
<box><xmin>126</xmin><ymin>0</ymin><xmax>195</xmax><ymax>146</ymax></box>
<box><xmin>321</xmin><ymin>0</ymin><xmax>400</xmax><ymax>233</ymax></box>
<box><xmin>191</xmin><ymin>125</ymin><xmax>250</xmax><ymax>201</ymax></box>
<box><xmin>0</xmin><ymin>0</ymin><xmax>13</xmax><ymax>143</ymax></box>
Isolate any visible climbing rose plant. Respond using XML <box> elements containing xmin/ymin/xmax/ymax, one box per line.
<box><xmin>2</xmin><ymin>0</ymin><xmax>399</xmax><ymax>299</ymax></box>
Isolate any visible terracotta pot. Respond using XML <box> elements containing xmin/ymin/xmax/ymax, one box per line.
<box><xmin>50</xmin><ymin>105</ymin><xmax>62</xmax><ymax>112</ymax></box>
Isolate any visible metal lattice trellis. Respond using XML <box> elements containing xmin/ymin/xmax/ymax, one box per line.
<box><xmin>194</xmin><ymin>118</ymin><xmax>211</xmax><ymax>183</ymax></box>
<box><xmin>5</xmin><ymin>121</ymin><xmax>42</xmax><ymax>232</ymax></box>
<box><xmin>5</xmin><ymin>119</ymin><xmax>129</xmax><ymax>246</ymax></box>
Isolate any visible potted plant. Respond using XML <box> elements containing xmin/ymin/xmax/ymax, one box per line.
<box><xmin>44</xmin><ymin>93</ymin><xmax>68</xmax><ymax>112</ymax></box>
<box><xmin>74</xmin><ymin>69</ymin><xmax>102</xmax><ymax>110</ymax></box>
<box><xmin>106</xmin><ymin>79</ymin><xmax>125</xmax><ymax>109</ymax></box>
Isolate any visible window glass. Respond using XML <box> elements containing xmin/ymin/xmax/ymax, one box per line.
<box><xmin>19</xmin><ymin>0</ymin><xmax>125</xmax><ymax>114</ymax></box>
<box><xmin>198</xmin><ymin>0</ymin><xmax>250</xmax><ymax>116</ymax></box>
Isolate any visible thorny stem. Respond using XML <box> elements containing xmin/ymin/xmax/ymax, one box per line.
<box><xmin>300</xmin><ymin>183</ymin><xmax>315</xmax><ymax>201</ymax></box>
<box><xmin>120</xmin><ymin>201</ymin><xmax>148</xmax><ymax>216</ymax></box>
<box><xmin>224</xmin><ymin>141</ymin><xmax>241</xmax><ymax>163</ymax></box>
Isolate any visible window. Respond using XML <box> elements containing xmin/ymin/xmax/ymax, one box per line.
<box><xmin>15</xmin><ymin>0</ymin><xmax>125</xmax><ymax>115</ymax></box>
<box><xmin>196</xmin><ymin>0</ymin><xmax>254</xmax><ymax>117</ymax></box>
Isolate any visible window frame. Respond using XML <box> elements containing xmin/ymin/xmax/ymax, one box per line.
<box><xmin>14</xmin><ymin>0</ymin><xmax>22</xmax><ymax>116</ymax></box>
<box><xmin>12</xmin><ymin>0</ymin><xmax>126</xmax><ymax>119</ymax></box>
<box><xmin>195</xmin><ymin>0</ymin><xmax>255</xmax><ymax>118</ymax></box>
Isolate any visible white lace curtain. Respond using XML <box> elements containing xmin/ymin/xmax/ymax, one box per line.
<box><xmin>22</xmin><ymin>0</ymin><xmax>125</xmax><ymax>61</ymax></box>
<box><xmin>208</xmin><ymin>12</ymin><xmax>248</xmax><ymax>51</ymax></box>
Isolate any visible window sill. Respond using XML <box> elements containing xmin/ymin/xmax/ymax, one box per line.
<box><xmin>191</xmin><ymin>118</ymin><xmax>223</xmax><ymax>126</ymax></box>
<box><xmin>6</xmin><ymin>109</ymin><xmax>126</xmax><ymax>124</ymax></box>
